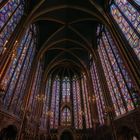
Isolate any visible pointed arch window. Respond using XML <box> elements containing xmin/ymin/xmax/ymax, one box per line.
<box><xmin>110</xmin><ymin>0</ymin><xmax>140</xmax><ymax>60</ymax></box>
<box><xmin>0</xmin><ymin>0</ymin><xmax>25</xmax><ymax>54</ymax></box>
<box><xmin>61</xmin><ymin>107</ymin><xmax>71</xmax><ymax>126</ymax></box>
<box><xmin>97</xmin><ymin>26</ymin><xmax>139</xmax><ymax>116</ymax></box>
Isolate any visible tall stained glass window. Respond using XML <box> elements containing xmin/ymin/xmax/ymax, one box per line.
<box><xmin>50</xmin><ymin>76</ymin><xmax>60</xmax><ymax>129</ymax></box>
<box><xmin>61</xmin><ymin>107</ymin><xmax>71</xmax><ymax>126</ymax></box>
<box><xmin>81</xmin><ymin>74</ymin><xmax>92</xmax><ymax>128</ymax></box>
<box><xmin>72</xmin><ymin>76</ymin><xmax>83</xmax><ymax>129</ymax></box>
<box><xmin>110</xmin><ymin>0</ymin><xmax>140</xmax><ymax>60</ymax></box>
<box><xmin>46</xmin><ymin>75</ymin><xmax>94</xmax><ymax>129</ymax></box>
<box><xmin>62</xmin><ymin>77</ymin><xmax>70</xmax><ymax>103</ymax></box>
<box><xmin>1</xmin><ymin>24</ymin><xmax>37</xmax><ymax>115</ymax></box>
<box><xmin>97</xmin><ymin>25</ymin><xmax>139</xmax><ymax>116</ymax></box>
<box><xmin>0</xmin><ymin>0</ymin><xmax>25</xmax><ymax>55</ymax></box>
<box><xmin>90</xmin><ymin>61</ymin><xmax>105</xmax><ymax>125</ymax></box>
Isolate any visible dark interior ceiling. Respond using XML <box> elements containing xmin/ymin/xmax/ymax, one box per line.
<box><xmin>28</xmin><ymin>0</ymin><xmax>109</xmax><ymax>77</ymax></box>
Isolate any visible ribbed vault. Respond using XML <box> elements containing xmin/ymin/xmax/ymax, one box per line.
<box><xmin>28</xmin><ymin>0</ymin><xmax>110</xmax><ymax>76</ymax></box>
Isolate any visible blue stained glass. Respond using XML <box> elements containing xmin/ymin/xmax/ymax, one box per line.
<box><xmin>98</xmin><ymin>39</ymin><xmax>125</xmax><ymax>116</ymax></box>
<box><xmin>1</xmin><ymin>24</ymin><xmax>37</xmax><ymax>114</ymax></box>
<box><xmin>50</xmin><ymin>76</ymin><xmax>60</xmax><ymax>129</ymax></box>
<box><xmin>114</xmin><ymin>0</ymin><xmax>140</xmax><ymax>34</ymax></box>
<box><xmin>102</xmin><ymin>32</ymin><xmax>134</xmax><ymax>110</ymax></box>
<box><xmin>0</xmin><ymin>0</ymin><xmax>24</xmax><ymax>54</ymax></box>
<box><xmin>11</xmin><ymin>40</ymin><xmax>35</xmax><ymax>114</ymax></box>
<box><xmin>1</xmin><ymin>28</ymin><xmax>29</xmax><ymax>93</ymax></box>
<box><xmin>72</xmin><ymin>76</ymin><xmax>83</xmax><ymax>129</ymax></box>
<box><xmin>111</xmin><ymin>1</ymin><xmax>140</xmax><ymax>60</ymax></box>
<box><xmin>62</xmin><ymin>77</ymin><xmax>71</xmax><ymax>103</ymax></box>
<box><xmin>0</xmin><ymin>0</ymin><xmax>19</xmax><ymax>29</ymax></box>
<box><xmin>97</xmin><ymin>26</ymin><xmax>139</xmax><ymax>116</ymax></box>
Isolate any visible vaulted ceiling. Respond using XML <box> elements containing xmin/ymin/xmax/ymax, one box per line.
<box><xmin>27</xmin><ymin>0</ymin><xmax>110</xmax><ymax>77</ymax></box>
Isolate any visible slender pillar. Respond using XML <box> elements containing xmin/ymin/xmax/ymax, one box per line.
<box><xmin>86</xmin><ymin>71</ymin><xmax>99</xmax><ymax>127</ymax></box>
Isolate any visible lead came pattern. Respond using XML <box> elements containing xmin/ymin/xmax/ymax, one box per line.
<box><xmin>111</xmin><ymin>1</ymin><xmax>140</xmax><ymax>60</ymax></box>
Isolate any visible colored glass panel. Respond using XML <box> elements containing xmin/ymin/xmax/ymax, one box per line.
<box><xmin>114</xmin><ymin>0</ymin><xmax>140</xmax><ymax>34</ymax></box>
<box><xmin>50</xmin><ymin>76</ymin><xmax>60</xmax><ymax>129</ymax></box>
<box><xmin>72</xmin><ymin>79</ymin><xmax>78</xmax><ymax>128</ymax></box>
<box><xmin>0</xmin><ymin>0</ymin><xmax>24</xmax><ymax>54</ymax></box>
<box><xmin>1</xmin><ymin>24</ymin><xmax>37</xmax><ymax>115</ymax></box>
<box><xmin>72</xmin><ymin>76</ymin><xmax>83</xmax><ymax>129</ymax></box>
<box><xmin>97</xmin><ymin>26</ymin><xmax>138</xmax><ymax>116</ymax></box>
<box><xmin>61</xmin><ymin>107</ymin><xmax>71</xmax><ymax>126</ymax></box>
<box><xmin>62</xmin><ymin>77</ymin><xmax>70</xmax><ymax>103</ymax></box>
<box><xmin>111</xmin><ymin>2</ymin><xmax>140</xmax><ymax>60</ymax></box>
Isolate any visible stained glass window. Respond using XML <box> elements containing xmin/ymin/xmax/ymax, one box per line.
<box><xmin>0</xmin><ymin>0</ymin><xmax>25</xmax><ymax>55</ymax></box>
<box><xmin>1</xmin><ymin>24</ymin><xmax>37</xmax><ymax>115</ymax></box>
<box><xmin>50</xmin><ymin>76</ymin><xmax>60</xmax><ymax>129</ymax></box>
<box><xmin>111</xmin><ymin>0</ymin><xmax>140</xmax><ymax>60</ymax></box>
<box><xmin>72</xmin><ymin>76</ymin><xmax>83</xmax><ymax>129</ymax></box>
<box><xmin>81</xmin><ymin>74</ymin><xmax>92</xmax><ymax>128</ymax></box>
<box><xmin>62</xmin><ymin>77</ymin><xmax>70</xmax><ymax>103</ymax></box>
<box><xmin>61</xmin><ymin>107</ymin><xmax>71</xmax><ymax>126</ymax></box>
<box><xmin>97</xmin><ymin>26</ymin><xmax>139</xmax><ymax>116</ymax></box>
<box><xmin>44</xmin><ymin>75</ymin><xmax>93</xmax><ymax>129</ymax></box>
<box><xmin>90</xmin><ymin>61</ymin><xmax>105</xmax><ymax>125</ymax></box>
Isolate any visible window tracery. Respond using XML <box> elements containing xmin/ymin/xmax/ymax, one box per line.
<box><xmin>61</xmin><ymin>107</ymin><xmax>71</xmax><ymax>126</ymax></box>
